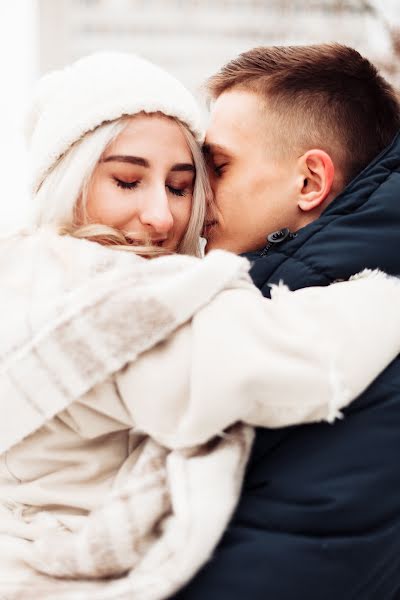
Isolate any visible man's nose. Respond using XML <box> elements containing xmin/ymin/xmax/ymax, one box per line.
<box><xmin>140</xmin><ymin>188</ymin><xmax>174</xmax><ymax>234</ymax></box>
<box><xmin>206</xmin><ymin>196</ymin><xmax>218</xmax><ymax>222</ymax></box>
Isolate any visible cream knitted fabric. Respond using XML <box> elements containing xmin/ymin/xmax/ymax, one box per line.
<box><xmin>25</xmin><ymin>52</ymin><xmax>204</xmax><ymax>192</ymax></box>
<box><xmin>2</xmin><ymin>230</ymin><xmax>400</xmax><ymax>599</ymax></box>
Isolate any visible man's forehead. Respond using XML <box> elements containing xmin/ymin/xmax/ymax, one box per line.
<box><xmin>206</xmin><ymin>89</ymin><xmax>272</xmax><ymax>152</ymax></box>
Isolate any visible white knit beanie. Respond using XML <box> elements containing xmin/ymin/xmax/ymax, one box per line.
<box><xmin>25</xmin><ymin>52</ymin><xmax>205</xmax><ymax>192</ymax></box>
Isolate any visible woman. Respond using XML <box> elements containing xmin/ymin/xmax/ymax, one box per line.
<box><xmin>1</xmin><ymin>51</ymin><xmax>400</xmax><ymax>599</ymax></box>
<box><xmin>27</xmin><ymin>51</ymin><xmax>207</xmax><ymax>256</ymax></box>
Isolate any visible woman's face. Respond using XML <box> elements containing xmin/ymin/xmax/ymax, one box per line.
<box><xmin>86</xmin><ymin>115</ymin><xmax>195</xmax><ymax>251</ymax></box>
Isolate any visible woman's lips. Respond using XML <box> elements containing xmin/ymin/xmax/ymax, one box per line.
<box><xmin>151</xmin><ymin>238</ymin><xmax>168</xmax><ymax>247</ymax></box>
<box><xmin>124</xmin><ymin>236</ymin><xmax>167</xmax><ymax>246</ymax></box>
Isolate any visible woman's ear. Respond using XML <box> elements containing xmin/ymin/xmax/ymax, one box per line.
<box><xmin>297</xmin><ymin>149</ymin><xmax>335</xmax><ymax>213</ymax></box>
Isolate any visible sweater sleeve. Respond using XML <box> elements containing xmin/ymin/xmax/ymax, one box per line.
<box><xmin>117</xmin><ymin>272</ymin><xmax>400</xmax><ymax>449</ymax></box>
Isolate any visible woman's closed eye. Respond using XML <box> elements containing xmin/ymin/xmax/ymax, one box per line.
<box><xmin>114</xmin><ymin>177</ymin><xmax>190</xmax><ymax>197</ymax></box>
<box><xmin>167</xmin><ymin>185</ymin><xmax>189</xmax><ymax>197</ymax></box>
<box><xmin>114</xmin><ymin>177</ymin><xmax>139</xmax><ymax>190</ymax></box>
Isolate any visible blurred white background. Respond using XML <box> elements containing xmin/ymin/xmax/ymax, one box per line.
<box><xmin>1</xmin><ymin>0</ymin><xmax>399</xmax><ymax>229</ymax></box>
<box><xmin>0</xmin><ymin>1</ymin><xmax>38</xmax><ymax>229</ymax></box>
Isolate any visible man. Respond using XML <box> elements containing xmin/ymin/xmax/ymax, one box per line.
<box><xmin>175</xmin><ymin>44</ymin><xmax>400</xmax><ymax>599</ymax></box>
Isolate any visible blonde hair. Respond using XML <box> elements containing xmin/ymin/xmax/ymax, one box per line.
<box><xmin>33</xmin><ymin>114</ymin><xmax>209</xmax><ymax>257</ymax></box>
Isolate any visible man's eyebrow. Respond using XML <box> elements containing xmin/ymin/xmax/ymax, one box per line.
<box><xmin>202</xmin><ymin>143</ymin><xmax>230</xmax><ymax>156</ymax></box>
<box><xmin>102</xmin><ymin>155</ymin><xmax>149</xmax><ymax>167</ymax></box>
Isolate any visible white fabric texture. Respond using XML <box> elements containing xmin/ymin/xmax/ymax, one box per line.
<box><xmin>1</xmin><ymin>228</ymin><xmax>400</xmax><ymax>599</ymax></box>
<box><xmin>25</xmin><ymin>51</ymin><xmax>204</xmax><ymax>192</ymax></box>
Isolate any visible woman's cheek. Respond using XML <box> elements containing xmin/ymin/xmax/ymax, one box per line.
<box><xmin>93</xmin><ymin>193</ymin><xmax>126</xmax><ymax>227</ymax></box>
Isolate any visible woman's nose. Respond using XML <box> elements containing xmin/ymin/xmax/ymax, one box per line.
<box><xmin>140</xmin><ymin>189</ymin><xmax>174</xmax><ymax>234</ymax></box>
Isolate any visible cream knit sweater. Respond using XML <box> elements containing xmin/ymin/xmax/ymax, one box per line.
<box><xmin>1</xmin><ymin>227</ymin><xmax>400</xmax><ymax>599</ymax></box>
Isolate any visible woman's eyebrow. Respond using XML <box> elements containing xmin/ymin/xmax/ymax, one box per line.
<box><xmin>102</xmin><ymin>155</ymin><xmax>149</xmax><ymax>167</ymax></box>
<box><xmin>170</xmin><ymin>163</ymin><xmax>195</xmax><ymax>172</ymax></box>
<box><xmin>101</xmin><ymin>156</ymin><xmax>194</xmax><ymax>173</ymax></box>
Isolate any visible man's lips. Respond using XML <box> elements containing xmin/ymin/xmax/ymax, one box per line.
<box><xmin>202</xmin><ymin>220</ymin><xmax>218</xmax><ymax>237</ymax></box>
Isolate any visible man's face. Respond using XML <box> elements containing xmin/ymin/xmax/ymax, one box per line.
<box><xmin>204</xmin><ymin>90</ymin><xmax>302</xmax><ymax>254</ymax></box>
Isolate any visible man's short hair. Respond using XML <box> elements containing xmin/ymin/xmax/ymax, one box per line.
<box><xmin>207</xmin><ymin>44</ymin><xmax>400</xmax><ymax>185</ymax></box>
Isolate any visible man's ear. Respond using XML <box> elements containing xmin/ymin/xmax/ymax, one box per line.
<box><xmin>297</xmin><ymin>150</ymin><xmax>335</xmax><ymax>213</ymax></box>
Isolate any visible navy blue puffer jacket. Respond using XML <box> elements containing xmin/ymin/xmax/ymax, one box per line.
<box><xmin>174</xmin><ymin>132</ymin><xmax>400</xmax><ymax>600</ymax></box>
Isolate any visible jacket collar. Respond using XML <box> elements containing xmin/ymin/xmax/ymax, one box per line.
<box><xmin>245</xmin><ymin>130</ymin><xmax>400</xmax><ymax>291</ymax></box>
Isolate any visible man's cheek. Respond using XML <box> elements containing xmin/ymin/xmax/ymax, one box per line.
<box><xmin>214</xmin><ymin>180</ymin><xmax>233</xmax><ymax>209</ymax></box>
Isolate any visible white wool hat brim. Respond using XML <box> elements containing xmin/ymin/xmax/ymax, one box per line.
<box><xmin>25</xmin><ymin>52</ymin><xmax>205</xmax><ymax>192</ymax></box>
